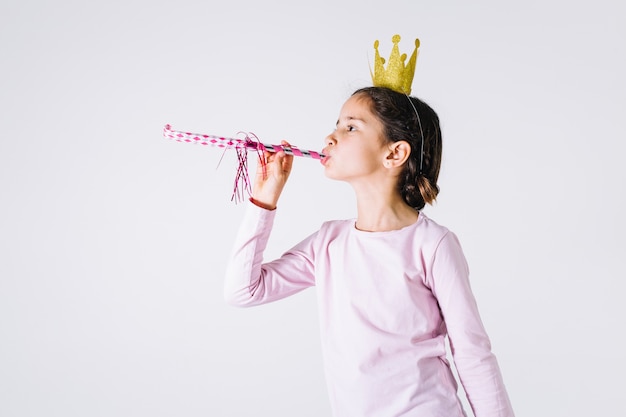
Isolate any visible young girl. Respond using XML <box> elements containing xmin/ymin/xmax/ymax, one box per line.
<box><xmin>224</xmin><ymin>86</ymin><xmax>515</xmax><ymax>417</ymax></box>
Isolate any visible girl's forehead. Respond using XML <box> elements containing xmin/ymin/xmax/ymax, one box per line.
<box><xmin>344</xmin><ymin>93</ymin><xmax>371</xmax><ymax>107</ymax></box>
<box><xmin>339</xmin><ymin>95</ymin><xmax>374</xmax><ymax>118</ymax></box>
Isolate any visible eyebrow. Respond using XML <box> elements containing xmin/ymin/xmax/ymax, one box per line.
<box><xmin>335</xmin><ymin>116</ymin><xmax>365</xmax><ymax>126</ymax></box>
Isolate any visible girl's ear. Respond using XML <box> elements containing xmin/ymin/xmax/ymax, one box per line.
<box><xmin>385</xmin><ymin>140</ymin><xmax>411</xmax><ymax>168</ymax></box>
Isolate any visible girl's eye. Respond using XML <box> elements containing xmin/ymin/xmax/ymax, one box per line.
<box><xmin>347</xmin><ymin>125</ymin><xmax>356</xmax><ymax>132</ymax></box>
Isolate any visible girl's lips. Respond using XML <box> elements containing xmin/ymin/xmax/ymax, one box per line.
<box><xmin>321</xmin><ymin>155</ymin><xmax>330</xmax><ymax>166</ymax></box>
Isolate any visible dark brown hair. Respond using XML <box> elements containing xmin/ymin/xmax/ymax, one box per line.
<box><xmin>352</xmin><ymin>86</ymin><xmax>442</xmax><ymax>210</ymax></box>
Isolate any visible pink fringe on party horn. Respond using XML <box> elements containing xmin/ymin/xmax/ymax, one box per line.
<box><xmin>163</xmin><ymin>124</ymin><xmax>324</xmax><ymax>203</ymax></box>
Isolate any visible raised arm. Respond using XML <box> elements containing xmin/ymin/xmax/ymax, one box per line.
<box><xmin>224</xmin><ymin>142</ymin><xmax>317</xmax><ymax>307</ymax></box>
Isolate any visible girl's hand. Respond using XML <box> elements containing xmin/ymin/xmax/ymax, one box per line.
<box><xmin>251</xmin><ymin>141</ymin><xmax>294</xmax><ymax>210</ymax></box>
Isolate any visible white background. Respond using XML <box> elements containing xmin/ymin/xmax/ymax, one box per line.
<box><xmin>1</xmin><ymin>1</ymin><xmax>625</xmax><ymax>416</ymax></box>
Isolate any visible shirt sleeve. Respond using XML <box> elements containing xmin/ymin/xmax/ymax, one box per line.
<box><xmin>224</xmin><ymin>202</ymin><xmax>317</xmax><ymax>307</ymax></box>
<box><xmin>429</xmin><ymin>232</ymin><xmax>515</xmax><ymax>417</ymax></box>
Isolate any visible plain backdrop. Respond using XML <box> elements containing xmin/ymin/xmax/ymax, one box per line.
<box><xmin>1</xmin><ymin>1</ymin><xmax>625</xmax><ymax>416</ymax></box>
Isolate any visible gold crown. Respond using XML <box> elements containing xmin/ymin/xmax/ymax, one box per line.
<box><xmin>371</xmin><ymin>34</ymin><xmax>420</xmax><ymax>95</ymax></box>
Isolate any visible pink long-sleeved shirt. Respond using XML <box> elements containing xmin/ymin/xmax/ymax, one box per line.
<box><xmin>225</xmin><ymin>203</ymin><xmax>514</xmax><ymax>417</ymax></box>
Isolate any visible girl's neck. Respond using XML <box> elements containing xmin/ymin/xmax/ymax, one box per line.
<box><xmin>352</xmin><ymin>181</ymin><xmax>418</xmax><ymax>232</ymax></box>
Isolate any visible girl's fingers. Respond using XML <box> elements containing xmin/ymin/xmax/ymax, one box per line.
<box><xmin>280</xmin><ymin>140</ymin><xmax>294</xmax><ymax>174</ymax></box>
<box><xmin>256</xmin><ymin>140</ymin><xmax>294</xmax><ymax>183</ymax></box>
<box><xmin>251</xmin><ymin>141</ymin><xmax>295</xmax><ymax>208</ymax></box>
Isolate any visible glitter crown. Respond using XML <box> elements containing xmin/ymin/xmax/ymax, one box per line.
<box><xmin>371</xmin><ymin>34</ymin><xmax>420</xmax><ymax>95</ymax></box>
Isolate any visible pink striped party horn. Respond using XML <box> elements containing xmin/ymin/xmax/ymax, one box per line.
<box><xmin>163</xmin><ymin>124</ymin><xmax>325</xmax><ymax>203</ymax></box>
<box><xmin>163</xmin><ymin>124</ymin><xmax>325</xmax><ymax>159</ymax></box>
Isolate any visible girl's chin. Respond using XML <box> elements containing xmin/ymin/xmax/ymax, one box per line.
<box><xmin>323</xmin><ymin>169</ymin><xmax>343</xmax><ymax>181</ymax></box>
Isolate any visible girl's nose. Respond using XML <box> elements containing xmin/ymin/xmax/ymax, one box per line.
<box><xmin>322</xmin><ymin>134</ymin><xmax>335</xmax><ymax>155</ymax></box>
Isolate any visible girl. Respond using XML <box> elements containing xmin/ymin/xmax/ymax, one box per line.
<box><xmin>224</xmin><ymin>86</ymin><xmax>515</xmax><ymax>417</ymax></box>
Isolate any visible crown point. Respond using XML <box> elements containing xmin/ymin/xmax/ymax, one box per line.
<box><xmin>374</xmin><ymin>40</ymin><xmax>380</xmax><ymax>48</ymax></box>
<box><xmin>415</xmin><ymin>39</ymin><xmax>420</xmax><ymax>48</ymax></box>
<box><xmin>392</xmin><ymin>34</ymin><xmax>401</xmax><ymax>43</ymax></box>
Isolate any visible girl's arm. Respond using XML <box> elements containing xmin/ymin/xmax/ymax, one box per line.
<box><xmin>224</xmin><ymin>141</ymin><xmax>316</xmax><ymax>306</ymax></box>
<box><xmin>429</xmin><ymin>232</ymin><xmax>515</xmax><ymax>417</ymax></box>
<box><xmin>223</xmin><ymin>202</ymin><xmax>317</xmax><ymax>307</ymax></box>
